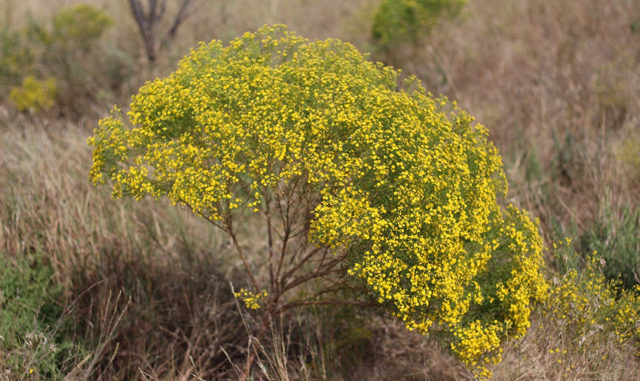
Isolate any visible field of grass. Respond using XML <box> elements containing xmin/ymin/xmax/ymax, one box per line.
<box><xmin>1</xmin><ymin>0</ymin><xmax>639</xmax><ymax>379</ymax></box>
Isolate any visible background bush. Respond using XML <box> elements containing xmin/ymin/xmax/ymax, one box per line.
<box><xmin>52</xmin><ymin>3</ymin><xmax>113</xmax><ymax>46</ymax></box>
<box><xmin>8</xmin><ymin>75</ymin><xmax>57</xmax><ymax>113</ymax></box>
<box><xmin>372</xmin><ymin>0</ymin><xmax>465</xmax><ymax>48</ymax></box>
<box><xmin>0</xmin><ymin>3</ymin><xmax>122</xmax><ymax>117</ymax></box>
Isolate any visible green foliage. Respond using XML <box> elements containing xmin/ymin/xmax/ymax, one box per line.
<box><xmin>88</xmin><ymin>25</ymin><xmax>547</xmax><ymax>378</ymax></box>
<box><xmin>593</xmin><ymin>57</ymin><xmax>634</xmax><ymax>129</ymax></box>
<box><xmin>372</xmin><ymin>0</ymin><xmax>465</xmax><ymax>47</ymax></box>
<box><xmin>0</xmin><ymin>255</ymin><xmax>77</xmax><ymax>379</ymax></box>
<box><xmin>8</xmin><ymin>75</ymin><xmax>57</xmax><ymax>112</ymax></box>
<box><xmin>0</xmin><ymin>19</ymin><xmax>50</xmax><ymax>88</ymax></box>
<box><xmin>580</xmin><ymin>204</ymin><xmax>640</xmax><ymax>289</ymax></box>
<box><xmin>551</xmin><ymin>130</ymin><xmax>585</xmax><ymax>187</ymax></box>
<box><xmin>48</xmin><ymin>4</ymin><xmax>115</xmax><ymax>113</ymax></box>
<box><xmin>53</xmin><ymin>4</ymin><xmax>113</xmax><ymax>47</ymax></box>
<box><xmin>0</xmin><ymin>28</ymin><xmax>35</xmax><ymax>86</ymax></box>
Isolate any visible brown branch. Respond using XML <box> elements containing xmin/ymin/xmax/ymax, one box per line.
<box><xmin>225</xmin><ymin>210</ymin><xmax>259</xmax><ymax>292</ymax></box>
<box><xmin>281</xmin><ymin>254</ymin><xmax>346</xmax><ymax>295</ymax></box>
<box><xmin>128</xmin><ymin>0</ymin><xmax>156</xmax><ymax>61</ymax></box>
<box><xmin>273</xmin><ymin>178</ymin><xmax>299</xmax><ymax>287</ymax></box>
<box><xmin>160</xmin><ymin>0</ymin><xmax>194</xmax><ymax>48</ymax></box>
<box><xmin>128</xmin><ymin>0</ymin><xmax>195</xmax><ymax>62</ymax></box>
<box><xmin>273</xmin><ymin>182</ymin><xmax>289</xmax><ymax>238</ymax></box>
<box><xmin>265</xmin><ymin>190</ymin><xmax>275</xmax><ymax>290</ymax></box>
<box><xmin>274</xmin><ymin>224</ymin><xmax>290</xmax><ymax>288</ymax></box>
<box><xmin>281</xmin><ymin>245</ymin><xmax>327</xmax><ymax>284</ymax></box>
<box><xmin>277</xmin><ymin>299</ymin><xmax>378</xmax><ymax>314</ymax></box>
<box><xmin>177</xmin><ymin>198</ymin><xmax>226</xmax><ymax>231</ymax></box>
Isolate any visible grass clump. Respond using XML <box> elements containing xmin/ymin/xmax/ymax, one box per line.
<box><xmin>0</xmin><ymin>255</ymin><xmax>79</xmax><ymax>379</ymax></box>
<box><xmin>580</xmin><ymin>205</ymin><xmax>640</xmax><ymax>289</ymax></box>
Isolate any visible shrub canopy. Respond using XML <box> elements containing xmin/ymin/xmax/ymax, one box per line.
<box><xmin>372</xmin><ymin>0</ymin><xmax>465</xmax><ymax>47</ymax></box>
<box><xmin>89</xmin><ymin>25</ymin><xmax>547</xmax><ymax>378</ymax></box>
<box><xmin>53</xmin><ymin>4</ymin><xmax>113</xmax><ymax>44</ymax></box>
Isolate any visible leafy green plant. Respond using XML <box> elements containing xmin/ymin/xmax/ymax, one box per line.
<box><xmin>0</xmin><ymin>18</ymin><xmax>51</xmax><ymax>88</ymax></box>
<box><xmin>88</xmin><ymin>25</ymin><xmax>547</xmax><ymax>379</ymax></box>
<box><xmin>52</xmin><ymin>4</ymin><xmax>113</xmax><ymax>48</ymax></box>
<box><xmin>580</xmin><ymin>204</ymin><xmax>640</xmax><ymax>289</ymax></box>
<box><xmin>372</xmin><ymin>0</ymin><xmax>465</xmax><ymax>48</ymax></box>
<box><xmin>0</xmin><ymin>256</ymin><xmax>77</xmax><ymax>379</ymax></box>
<box><xmin>0</xmin><ymin>28</ymin><xmax>35</xmax><ymax>87</ymax></box>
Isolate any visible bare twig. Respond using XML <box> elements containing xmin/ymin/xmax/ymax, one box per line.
<box><xmin>226</xmin><ymin>215</ymin><xmax>259</xmax><ymax>292</ymax></box>
<box><xmin>277</xmin><ymin>299</ymin><xmax>377</xmax><ymax>314</ymax></box>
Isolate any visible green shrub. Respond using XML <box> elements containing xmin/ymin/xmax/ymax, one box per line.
<box><xmin>0</xmin><ymin>28</ymin><xmax>35</xmax><ymax>87</ymax></box>
<box><xmin>88</xmin><ymin>25</ymin><xmax>547</xmax><ymax>378</ymax></box>
<box><xmin>372</xmin><ymin>0</ymin><xmax>465</xmax><ymax>47</ymax></box>
<box><xmin>52</xmin><ymin>4</ymin><xmax>113</xmax><ymax>48</ymax></box>
<box><xmin>580</xmin><ymin>204</ymin><xmax>640</xmax><ymax>289</ymax></box>
<box><xmin>0</xmin><ymin>18</ymin><xmax>51</xmax><ymax>87</ymax></box>
<box><xmin>8</xmin><ymin>75</ymin><xmax>57</xmax><ymax>113</ymax></box>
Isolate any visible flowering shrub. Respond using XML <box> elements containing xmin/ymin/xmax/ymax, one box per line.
<box><xmin>88</xmin><ymin>25</ymin><xmax>547</xmax><ymax>378</ymax></box>
<box><xmin>9</xmin><ymin>76</ymin><xmax>57</xmax><ymax>113</ymax></box>
<box><xmin>540</xmin><ymin>239</ymin><xmax>640</xmax><ymax>373</ymax></box>
<box><xmin>372</xmin><ymin>0</ymin><xmax>465</xmax><ymax>47</ymax></box>
<box><xmin>234</xmin><ymin>288</ymin><xmax>269</xmax><ymax>310</ymax></box>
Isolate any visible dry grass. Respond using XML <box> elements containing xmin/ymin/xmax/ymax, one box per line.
<box><xmin>0</xmin><ymin>110</ymin><xmax>469</xmax><ymax>379</ymax></box>
<box><xmin>1</xmin><ymin>0</ymin><xmax>640</xmax><ymax>379</ymax></box>
<box><xmin>397</xmin><ymin>0</ymin><xmax>640</xmax><ymax>239</ymax></box>
<box><xmin>0</xmin><ymin>113</ymin><xmax>247</xmax><ymax>379</ymax></box>
<box><xmin>493</xmin><ymin>316</ymin><xmax>640</xmax><ymax>380</ymax></box>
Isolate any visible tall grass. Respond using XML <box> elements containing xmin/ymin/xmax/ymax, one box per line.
<box><xmin>0</xmin><ymin>117</ymin><xmax>248</xmax><ymax>378</ymax></box>
<box><xmin>401</xmin><ymin>0</ymin><xmax>640</xmax><ymax>239</ymax></box>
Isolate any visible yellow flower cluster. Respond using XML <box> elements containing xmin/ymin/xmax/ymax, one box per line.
<box><xmin>88</xmin><ymin>25</ymin><xmax>547</xmax><ymax>377</ymax></box>
<box><xmin>545</xmin><ymin>242</ymin><xmax>640</xmax><ymax>354</ymax></box>
<box><xmin>9</xmin><ymin>75</ymin><xmax>57</xmax><ymax>112</ymax></box>
<box><xmin>234</xmin><ymin>288</ymin><xmax>268</xmax><ymax>310</ymax></box>
<box><xmin>451</xmin><ymin>321</ymin><xmax>503</xmax><ymax>379</ymax></box>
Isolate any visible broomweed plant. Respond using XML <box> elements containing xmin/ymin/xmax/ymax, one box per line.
<box><xmin>88</xmin><ymin>25</ymin><xmax>547</xmax><ymax>378</ymax></box>
<box><xmin>235</xmin><ymin>288</ymin><xmax>269</xmax><ymax>310</ymax></box>
<box><xmin>547</xmin><ymin>240</ymin><xmax>640</xmax><ymax>351</ymax></box>
<box><xmin>9</xmin><ymin>75</ymin><xmax>57</xmax><ymax>113</ymax></box>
